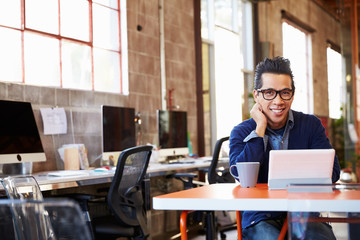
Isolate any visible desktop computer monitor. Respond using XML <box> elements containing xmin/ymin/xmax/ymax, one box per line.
<box><xmin>101</xmin><ymin>105</ymin><xmax>136</xmax><ymax>164</ymax></box>
<box><xmin>0</xmin><ymin>100</ymin><xmax>46</xmax><ymax>165</ymax></box>
<box><xmin>157</xmin><ymin>110</ymin><xmax>189</xmax><ymax>162</ymax></box>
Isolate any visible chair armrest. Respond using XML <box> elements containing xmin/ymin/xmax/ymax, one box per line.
<box><xmin>167</xmin><ymin>173</ymin><xmax>198</xmax><ymax>190</ymax></box>
<box><xmin>192</xmin><ymin>180</ymin><xmax>207</xmax><ymax>186</ymax></box>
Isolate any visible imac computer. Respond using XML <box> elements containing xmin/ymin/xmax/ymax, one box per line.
<box><xmin>157</xmin><ymin>110</ymin><xmax>189</xmax><ymax>162</ymax></box>
<box><xmin>101</xmin><ymin>105</ymin><xmax>136</xmax><ymax>165</ymax></box>
<box><xmin>0</xmin><ymin>100</ymin><xmax>46</xmax><ymax>174</ymax></box>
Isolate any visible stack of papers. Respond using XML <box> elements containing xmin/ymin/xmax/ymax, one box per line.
<box><xmin>47</xmin><ymin>170</ymin><xmax>90</xmax><ymax>177</ymax></box>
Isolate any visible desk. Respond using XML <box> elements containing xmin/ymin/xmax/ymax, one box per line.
<box><xmin>0</xmin><ymin>157</ymin><xmax>227</xmax><ymax>239</ymax></box>
<box><xmin>153</xmin><ymin>183</ymin><xmax>288</xmax><ymax>211</ymax></box>
<box><xmin>152</xmin><ymin>183</ymin><xmax>360</xmax><ymax>239</ymax></box>
<box><xmin>153</xmin><ymin>183</ymin><xmax>360</xmax><ymax>212</ymax></box>
<box><xmin>31</xmin><ymin>157</ymin><xmax>225</xmax><ymax>192</ymax></box>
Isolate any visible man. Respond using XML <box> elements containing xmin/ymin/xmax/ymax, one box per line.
<box><xmin>229</xmin><ymin>57</ymin><xmax>340</xmax><ymax>239</ymax></box>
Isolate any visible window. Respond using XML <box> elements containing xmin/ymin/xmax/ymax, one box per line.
<box><xmin>283</xmin><ymin>21</ymin><xmax>313</xmax><ymax>114</ymax></box>
<box><xmin>327</xmin><ymin>46</ymin><xmax>343</xmax><ymax>119</ymax></box>
<box><xmin>0</xmin><ymin>0</ymin><xmax>126</xmax><ymax>94</ymax></box>
<box><xmin>201</xmin><ymin>0</ymin><xmax>247</xmax><ymax>154</ymax></box>
<box><xmin>214</xmin><ymin>0</ymin><xmax>233</xmax><ymax>30</ymax></box>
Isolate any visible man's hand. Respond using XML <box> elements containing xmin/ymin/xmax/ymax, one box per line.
<box><xmin>250</xmin><ymin>103</ymin><xmax>267</xmax><ymax>137</ymax></box>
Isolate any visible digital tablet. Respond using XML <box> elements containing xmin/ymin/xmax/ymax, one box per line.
<box><xmin>268</xmin><ymin>149</ymin><xmax>335</xmax><ymax>190</ymax></box>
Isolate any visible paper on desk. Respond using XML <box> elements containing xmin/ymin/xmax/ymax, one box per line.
<box><xmin>47</xmin><ymin>170</ymin><xmax>90</xmax><ymax>177</ymax></box>
<box><xmin>40</xmin><ymin>107</ymin><xmax>67</xmax><ymax>135</ymax></box>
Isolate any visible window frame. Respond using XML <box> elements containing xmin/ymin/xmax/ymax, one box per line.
<box><xmin>0</xmin><ymin>0</ymin><xmax>128</xmax><ymax>94</ymax></box>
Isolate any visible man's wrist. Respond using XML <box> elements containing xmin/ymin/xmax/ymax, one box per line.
<box><xmin>255</xmin><ymin>125</ymin><xmax>266</xmax><ymax>137</ymax></box>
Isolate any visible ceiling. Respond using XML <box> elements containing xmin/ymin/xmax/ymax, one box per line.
<box><xmin>313</xmin><ymin>0</ymin><xmax>344</xmax><ymax>20</ymax></box>
<box><xmin>251</xmin><ymin>0</ymin><xmax>353</xmax><ymax>21</ymax></box>
<box><xmin>312</xmin><ymin>0</ymin><xmax>360</xmax><ymax>21</ymax></box>
<box><xmin>251</xmin><ymin>0</ymin><xmax>360</xmax><ymax>24</ymax></box>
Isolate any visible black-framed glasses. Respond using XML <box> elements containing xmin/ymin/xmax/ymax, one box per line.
<box><xmin>257</xmin><ymin>88</ymin><xmax>294</xmax><ymax>101</ymax></box>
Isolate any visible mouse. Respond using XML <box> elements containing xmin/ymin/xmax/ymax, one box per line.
<box><xmin>93</xmin><ymin>167</ymin><xmax>109</xmax><ymax>172</ymax></box>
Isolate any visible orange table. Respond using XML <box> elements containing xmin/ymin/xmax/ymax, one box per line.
<box><xmin>152</xmin><ymin>183</ymin><xmax>360</xmax><ymax>240</ymax></box>
<box><xmin>153</xmin><ymin>183</ymin><xmax>288</xmax><ymax>211</ymax></box>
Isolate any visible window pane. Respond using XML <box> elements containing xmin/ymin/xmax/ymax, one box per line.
<box><xmin>202</xmin><ymin>43</ymin><xmax>210</xmax><ymax>92</ymax></box>
<box><xmin>201</xmin><ymin>0</ymin><xmax>209</xmax><ymax>39</ymax></box>
<box><xmin>237</xmin><ymin>0</ymin><xmax>243</xmax><ymax>33</ymax></box>
<box><xmin>283</xmin><ymin>22</ymin><xmax>312</xmax><ymax>114</ymax></box>
<box><xmin>327</xmin><ymin>47</ymin><xmax>343</xmax><ymax>119</ymax></box>
<box><xmin>25</xmin><ymin>0</ymin><xmax>58</xmax><ymax>34</ymax></box>
<box><xmin>214</xmin><ymin>27</ymin><xmax>243</xmax><ymax>137</ymax></box>
<box><xmin>214</xmin><ymin>0</ymin><xmax>232</xmax><ymax>30</ymax></box>
<box><xmin>61</xmin><ymin>0</ymin><xmax>89</xmax><ymax>41</ymax></box>
<box><xmin>0</xmin><ymin>0</ymin><xmax>21</xmax><ymax>29</ymax></box>
<box><xmin>0</xmin><ymin>0</ymin><xmax>126</xmax><ymax>94</ymax></box>
<box><xmin>93</xmin><ymin>48</ymin><xmax>120</xmax><ymax>93</ymax></box>
<box><xmin>0</xmin><ymin>27</ymin><xmax>22</xmax><ymax>82</ymax></box>
<box><xmin>93</xmin><ymin>0</ymin><xmax>118</xmax><ymax>9</ymax></box>
<box><xmin>62</xmin><ymin>40</ymin><xmax>92</xmax><ymax>90</ymax></box>
<box><xmin>93</xmin><ymin>4</ymin><xmax>119</xmax><ymax>51</ymax></box>
<box><xmin>24</xmin><ymin>32</ymin><xmax>60</xmax><ymax>86</ymax></box>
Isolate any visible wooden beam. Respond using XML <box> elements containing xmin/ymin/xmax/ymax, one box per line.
<box><xmin>194</xmin><ymin>0</ymin><xmax>205</xmax><ymax>157</ymax></box>
<box><xmin>350</xmin><ymin>0</ymin><xmax>359</xmax><ymax>154</ymax></box>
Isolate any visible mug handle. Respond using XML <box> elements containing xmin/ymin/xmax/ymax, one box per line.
<box><xmin>229</xmin><ymin>165</ymin><xmax>239</xmax><ymax>180</ymax></box>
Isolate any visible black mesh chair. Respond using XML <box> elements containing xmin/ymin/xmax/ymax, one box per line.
<box><xmin>90</xmin><ymin>145</ymin><xmax>152</xmax><ymax>240</ymax></box>
<box><xmin>171</xmin><ymin>136</ymin><xmax>234</xmax><ymax>239</ymax></box>
<box><xmin>207</xmin><ymin>136</ymin><xmax>238</xmax><ymax>240</ymax></box>
<box><xmin>208</xmin><ymin>136</ymin><xmax>233</xmax><ymax>185</ymax></box>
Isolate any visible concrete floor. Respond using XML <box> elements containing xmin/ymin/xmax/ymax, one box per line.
<box><xmin>189</xmin><ymin>212</ymin><xmax>352</xmax><ymax>240</ymax></box>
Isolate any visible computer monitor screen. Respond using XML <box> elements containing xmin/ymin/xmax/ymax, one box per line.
<box><xmin>102</xmin><ymin>105</ymin><xmax>136</xmax><ymax>163</ymax></box>
<box><xmin>0</xmin><ymin>100</ymin><xmax>46</xmax><ymax>164</ymax></box>
<box><xmin>157</xmin><ymin>110</ymin><xmax>188</xmax><ymax>161</ymax></box>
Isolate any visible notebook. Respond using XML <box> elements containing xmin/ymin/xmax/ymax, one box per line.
<box><xmin>268</xmin><ymin>149</ymin><xmax>335</xmax><ymax>190</ymax></box>
<box><xmin>47</xmin><ymin>170</ymin><xmax>90</xmax><ymax>177</ymax></box>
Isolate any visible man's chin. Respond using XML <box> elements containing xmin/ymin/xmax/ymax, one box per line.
<box><xmin>267</xmin><ymin>116</ymin><xmax>287</xmax><ymax>129</ymax></box>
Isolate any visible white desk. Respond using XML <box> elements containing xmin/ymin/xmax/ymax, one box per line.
<box><xmin>30</xmin><ymin>157</ymin><xmax>224</xmax><ymax>191</ymax></box>
<box><xmin>0</xmin><ymin>157</ymin><xmax>226</xmax><ymax>240</ymax></box>
<box><xmin>33</xmin><ymin>170</ymin><xmax>114</xmax><ymax>191</ymax></box>
<box><xmin>146</xmin><ymin>157</ymin><xmax>219</xmax><ymax>177</ymax></box>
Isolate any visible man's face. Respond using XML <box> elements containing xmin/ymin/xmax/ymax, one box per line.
<box><xmin>253</xmin><ymin>73</ymin><xmax>294</xmax><ymax>129</ymax></box>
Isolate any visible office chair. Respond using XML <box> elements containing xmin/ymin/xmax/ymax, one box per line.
<box><xmin>173</xmin><ymin>136</ymin><xmax>233</xmax><ymax>239</ymax></box>
<box><xmin>1</xmin><ymin>175</ymin><xmax>44</xmax><ymax>201</ymax></box>
<box><xmin>0</xmin><ymin>199</ymin><xmax>92</xmax><ymax>240</ymax></box>
<box><xmin>206</xmin><ymin>136</ymin><xmax>238</xmax><ymax>240</ymax></box>
<box><xmin>208</xmin><ymin>136</ymin><xmax>232</xmax><ymax>185</ymax></box>
<box><xmin>0</xmin><ymin>175</ymin><xmax>56</xmax><ymax>239</ymax></box>
<box><xmin>88</xmin><ymin>145</ymin><xmax>152</xmax><ymax>240</ymax></box>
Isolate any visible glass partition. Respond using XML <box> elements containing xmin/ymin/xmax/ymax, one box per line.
<box><xmin>287</xmin><ymin>184</ymin><xmax>360</xmax><ymax>239</ymax></box>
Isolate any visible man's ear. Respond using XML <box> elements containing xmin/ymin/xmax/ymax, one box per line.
<box><xmin>253</xmin><ymin>89</ymin><xmax>258</xmax><ymax>103</ymax></box>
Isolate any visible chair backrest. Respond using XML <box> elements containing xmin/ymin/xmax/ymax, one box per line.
<box><xmin>107</xmin><ymin>145</ymin><xmax>152</xmax><ymax>238</ymax></box>
<box><xmin>207</xmin><ymin>136</ymin><xmax>234</xmax><ymax>184</ymax></box>
<box><xmin>1</xmin><ymin>176</ymin><xmax>43</xmax><ymax>200</ymax></box>
<box><xmin>0</xmin><ymin>176</ymin><xmax>56</xmax><ymax>239</ymax></box>
<box><xmin>0</xmin><ymin>199</ymin><xmax>92</xmax><ymax>240</ymax></box>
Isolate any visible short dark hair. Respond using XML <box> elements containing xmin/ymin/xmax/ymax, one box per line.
<box><xmin>254</xmin><ymin>56</ymin><xmax>295</xmax><ymax>91</ymax></box>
